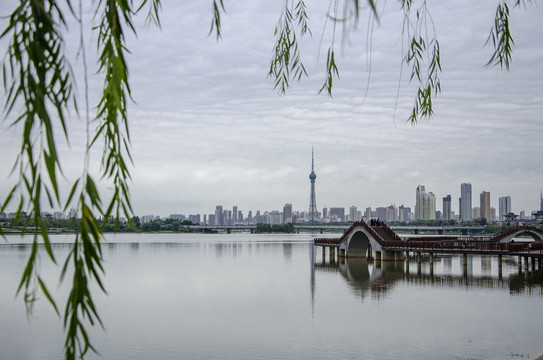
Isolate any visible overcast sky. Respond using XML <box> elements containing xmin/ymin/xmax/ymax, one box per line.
<box><xmin>1</xmin><ymin>0</ymin><xmax>542</xmax><ymax>218</ymax></box>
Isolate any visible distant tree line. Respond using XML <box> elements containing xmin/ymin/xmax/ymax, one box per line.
<box><xmin>0</xmin><ymin>215</ymin><xmax>198</xmax><ymax>234</ymax></box>
<box><xmin>254</xmin><ymin>223</ymin><xmax>295</xmax><ymax>234</ymax></box>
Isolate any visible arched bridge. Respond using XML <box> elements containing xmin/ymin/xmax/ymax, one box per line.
<box><xmin>314</xmin><ymin>221</ymin><xmax>543</xmax><ymax>260</ymax></box>
<box><xmin>491</xmin><ymin>225</ymin><xmax>543</xmax><ymax>243</ymax></box>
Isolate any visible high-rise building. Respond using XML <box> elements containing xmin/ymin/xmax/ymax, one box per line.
<box><xmin>386</xmin><ymin>205</ymin><xmax>398</xmax><ymax>222</ymax></box>
<box><xmin>415</xmin><ymin>185</ymin><xmax>436</xmax><ymax>220</ymax></box>
<box><xmin>268</xmin><ymin>211</ymin><xmax>282</xmax><ymax>225</ymax></box>
<box><xmin>283</xmin><ymin>203</ymin><xmax>292</xmax><ymax>223</ymax></box>
<box><xmin>415</xmin><ymin>185</ymin><xmax>426</xmax><ymax>220</ymax></box>
<box><xmin>308</xmin><ymin>147</ymin><xmax>318</xmax><ymax>222</ymax></box>
<box><xmin>376</xmin><ymin>207</ymin><xmax>387</xmax><ymax>220</ymax></box>
<box><xmin>443</xmin><ymin>195</ymin><xmax>452</xmax><ymax>220</ymax></box>
<box><xmin>232</xmin><ymin>206</ymin><xmax>238</xmax><ymax>224</ymax></box>
<box><xmin>460</xmin><ymin>183</ymin><xmax>472</xmax><ymax>221</ymax></box>
<box><xmin>329</xmin><ymin>207</ymin><xmax>345</xmax><ymax>222</ymax></box>
<box><xmin>349</xmin><ymin>206</ymin><xmax>358</xmax><ymax>222</ymax></box>
<box><xmin>472</xmin><ymin>207</ymin><xmax>480</xmax><ymax>219</ymax></box>
<box><xmin>322</xmin><ymin>207</ymin><xmax>328</xmax><ymax>219</ymax></box>
<box><xmin>215</xmin><ymin>205</ymin><xmax>223</xmax><ymax>225</ymax></box>
<box><xmin>364</xmin><ymin>207</ymin><xmax>372</xmax><ymax>220</ymax></box>
<box><xmin>540</xmin><ymin>191</ymin><xmax>543</xmax><ymax>211</ymax></box>
<box><xmin>398</xmin><ymin>205</ymin><xmax>411</xmax><ymax>221</ymax></box>
<box><xmin>499</xmin><ymin>196</ymin><xmax>511</xmax><ymax>221</ymax></box>
<box><xmin>480</xmin><ymin>191</ymin><xmax>491</xmax><ymax>221</ymax></box>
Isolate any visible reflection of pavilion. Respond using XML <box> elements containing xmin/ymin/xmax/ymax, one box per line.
<box><xmin>312</xmin><ymin>254</ymin><xmax>543</xmax><ymax>302</ymax></box>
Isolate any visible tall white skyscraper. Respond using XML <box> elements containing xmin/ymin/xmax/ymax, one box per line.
<box><xmin>460</xmin><ymin>183</ymin><xmax>472</xmax><ymax>221</ymax></box>
<box><xmin>499</xmin><ymin>196</ymin><xmax>511</xmax><ymax>221</ymax></box>
<box><xmin>415</xmin><ymin>185</ymin><xmax>436</xmax><ymax>220</ymax></box>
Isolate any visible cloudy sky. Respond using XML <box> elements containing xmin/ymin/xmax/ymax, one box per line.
<box><xmin>1</xmin><ymin>0</ymin><xmax>542</xmax><ymax>218</ymax></box>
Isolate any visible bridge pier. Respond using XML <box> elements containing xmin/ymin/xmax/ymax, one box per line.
<box><xmin>339</xmin><ymin>249</ymin><xmax>346</xmax><ymax>258</ymax></box>
<box><xmin>330</xmin><ymin>247</ymin><xmax>336</xmax><ymax>263</ymax></box>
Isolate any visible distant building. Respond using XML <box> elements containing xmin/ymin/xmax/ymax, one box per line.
<box><xmin>472</xmin><ymin>207</ymin><xmax>480</xmax><ymax>220</ymax></box>
<box><xmin>232</xmin><ymin>206</ymin><xmax>238</xmax><ymax>224</ymax></box>
<box><xmin>348</xmin><ymin>206</ymin><xmax>359</xmax><ymax>222</ymax></box>
<box><xmin>442</xmin><ymin>195</ymin><xmax>452</xmax><ymax>221</ymax></box>
<box><xmin>498</xmin><ymin>196</ymin><xmax>511</xmax><ymax>221</ymax></box>
<box><xmin>386</xmin><ymin>205</ymin><xmax>398</xmax><ymax>222</ymax></box>
<box><xmin>283</xmin><ymin>203</ymin><xmax>292</xmax><ymax>223</ymax></box>
<box><xmin>415</xmin><ymin>185</ymin><xmax>436</xmax><ymax>221</ymax></box>
<box><xmin>322</xmin><ymin>207</ymin><xmax>328</xmax><ymax>219</ymax></box>
<box><xmin>268</xmin><ymin>211</ymin><xmax>282</xmax><ymax>225</ymax></box>
<box><xmin>329</xmin><ymin>207</ymin><xmax>345</xmax><ymax>222</ymax></box>
<box><xmin>364</xmin><ymin>207</ymin><xmax>372</xmax><ymax>221</ymax></box>
<box><xmin>460</xmin><ymin>183</ymin><xmax>472</xmax><ymax>221</ymax></box>
<box><xmin>376</xmin><ymin>207</ymin><xmax>387</xmax><ymax>221</ymax></box>
<box><xmin>480</xmin><ymin>191</ymin><xmax>491</xmax><ymax>221</ymax></box>
<box><xmin>215</xmin><ymin>205</ymin><xmax>223</xmax><ymax>225</ymax></box>
<box><xmin>189</xmin><ymin>214</ymin><xmax>200</xmax><ymax>224</ymax></box>
<box><xmin>141</xmin><ymin>215</ymin><xmax>155</xmax><ymax>223</ymax></box>
<box><xmin>398</xmin><ymin>205</ymin><xmax>411</xmax><ymax>222</ymax></box>
<box><xmin>170</xmin><ymin>214</ymin><xmax>185</xmax><ymax>221</ymax></box>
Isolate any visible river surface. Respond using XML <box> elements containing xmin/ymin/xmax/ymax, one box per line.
<box><xmin>1</xmin><ymin>233</ymin><xmax>542</xmax><ymax>360</ymax></box>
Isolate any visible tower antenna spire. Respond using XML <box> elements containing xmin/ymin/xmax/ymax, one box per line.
<box><xmin>308</xmin><ymin>147</ymin><xmax>318</xmax><ymax>223</ymax></box>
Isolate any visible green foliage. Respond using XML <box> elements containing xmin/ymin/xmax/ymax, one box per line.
<box><xmin>485</xmin><ymin>0</ymin><xmax>532</xmax><ymax>70</ymax></box>
<box><xmin>1</xmin><ymin>1</ymin><xmax>161</xmax><ymax>359</ymax></box>
<box><xmin>401</xmin><ymin>2</ymin><xmax>441</xmax><ymax>124</ymax></box>
<box><xmin>209</xmin><ymin>0</ymin><xmax>225</xmax><ymax>40</ymax></box>
<box><xmin>318</xmin><ymin>47</ymin><xmax>340</xmax><ymax>97</ymax></box>
<box><xmin>255</xmin><ymin>222</ymin><xmax>295</xmax><ymax>233</ymax></box>
<box><xmin>268</xmin><ymin>1</ymin><xmax>310</xmax><ymax>94</ymax></box>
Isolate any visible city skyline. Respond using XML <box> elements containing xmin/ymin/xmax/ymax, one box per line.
<box><xmin>0</xmin><ymin>2</ymin><xmax>542</xmax><ymax>219</ymax></box>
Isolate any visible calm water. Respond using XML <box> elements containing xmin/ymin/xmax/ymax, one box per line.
<box><xmin>1</xmin><ymin>233</ymin><xmax>542</xmax><ymax>360</ymax></box>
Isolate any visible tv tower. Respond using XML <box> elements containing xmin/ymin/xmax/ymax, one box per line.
<box><xmin>308</xmin><ymin>147</ymin><xmax>318</xmax><ymax>222</ymax></box>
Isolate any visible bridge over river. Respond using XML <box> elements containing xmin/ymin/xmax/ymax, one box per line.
<box><xmin>314</xmin><ymin>221</ymin><xmax>543</xmax><ymax>270</ymax></box>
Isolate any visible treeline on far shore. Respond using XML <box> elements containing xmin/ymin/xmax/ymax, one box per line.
<box><xmin>1</xmin><ymin>216</ymin><xmax>516</xmax><ymax>235</ymax></box>
<box><xmin>0</xmin><ymin>216</ymin><xmax>295</xmax><ymax>234</ymax></box>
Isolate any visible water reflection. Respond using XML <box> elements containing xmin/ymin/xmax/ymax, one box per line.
<box><xmin>314</xmin><ymin>255</ymin><xmax>543</xmax><ymax>300</ymax></box>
